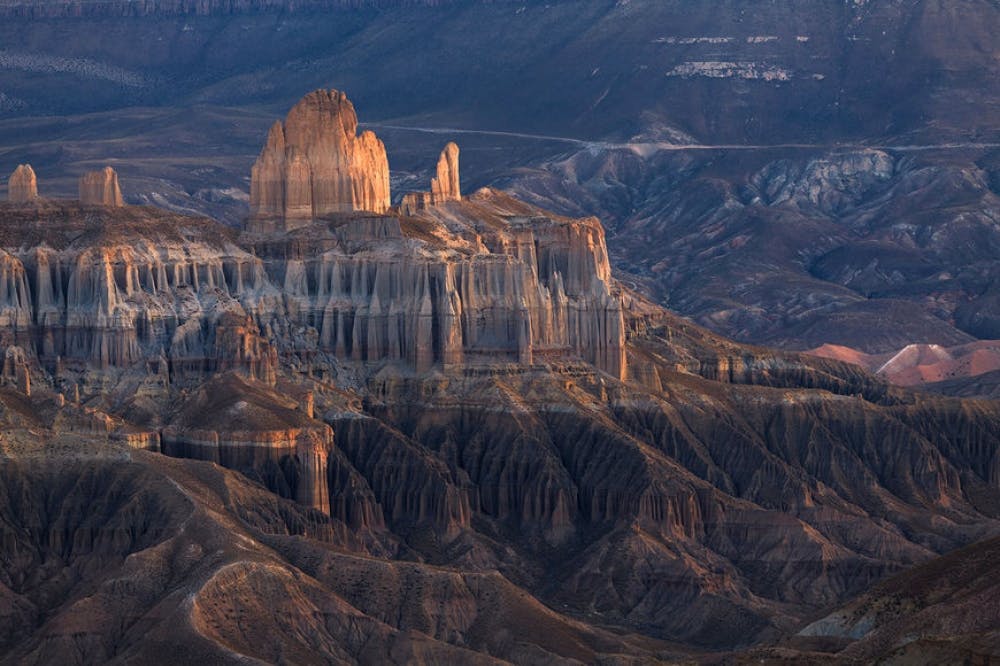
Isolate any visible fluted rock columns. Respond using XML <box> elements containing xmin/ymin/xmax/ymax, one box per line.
<box><xmin>249</xmin><ymin>89</ymin><xmax>391</xmax><ymax>232</ymax></box>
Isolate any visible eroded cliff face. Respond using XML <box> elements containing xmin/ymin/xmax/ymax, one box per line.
<box><xmin>0</xmin><ymin>188</ymin><xmax>626</xmax><ymax>381</ymax></box>
<box><xmin>2</xmin><ymin>189</ymin><xmax>1000</xmax><ymax>656</ymax></box>
<box><xmin>249</xmin><ymin>90</ymin><xmax>390</xmax><ymax>231</ymax></box>
<box><xmin>161</xmin><ymin>374</ymin><xmax>332</xmax><ymax>514</ymax></box>
<box><xmin>244</xmin><ymin>189</ymin><xmax>626</xmax><ymax>378</ymax></box>
<box><xmin>2</xmin><ymin>86</ymin><xmax>1000</xmax><ymax>659</ymax></box>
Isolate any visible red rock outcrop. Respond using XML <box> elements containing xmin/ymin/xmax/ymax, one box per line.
<box><xmin>78</xmin><ymin>166</ymin><xmax>124</xmax><ymax>207</ymax></box>
<box><xmin>7</xmin><ymin>164</ymin><xmax>38</xmax><ymax>202</ymax></box>
<box><xmin>249</xmin><ymin>90</ymin><xmax>390</xmax><ymax>232</ymax></box>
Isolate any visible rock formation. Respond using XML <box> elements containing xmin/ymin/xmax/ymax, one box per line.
<box><xmin>431</xmin><ymin>141</ymin><xmax>461</xmax><ymax>202</ymax></box>
<box><xmin>400</xmin><ymin>142</ymin><xmax>461</xmax><ymax>214</ymax></box>
<box><xmin>161</xmin><ymin>374</ymin><xmax>332</xmax><ymax>515</ymax></box>
<box><xmin>78</xmin><ymin>166</ymin><xmax>124</xmax><ymax>206</ymax></box>
<box><xmin>246</xmin><ymin>189</ymin><xmax>627</xmax><ymax>379</ymax></box>
<box><xmin>6</xmin><ymin>82</ymin><xmax>1000</xmax><ymax>663</ymax></box>
<box><xmin>249</xmin><ymin>89</ymin><xmax>390</xmax><ymax>232</ymax></box>
<box><xmin>2</xmin><ymin>345</ymin><xmax>31</xmax><ymax>394</ymax></box>
<box><xmin>7</xmin><ymin>164</ymin><xmax>37</xmax><ymax>202</ymax></box>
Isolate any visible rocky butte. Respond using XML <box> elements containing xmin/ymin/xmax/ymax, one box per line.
<box><xmin>78</xmin><ymin>165</ymin><xmax>124</xmax><ymax>206</ymax></box>
<box><xmin>249</xmin><ymin>89</ymin><xmax>390</xmax><ymax>232</ymax></box>
<box><xmin>7</xmin><ymin>164</ymin><xmax>38</xmax><ymax>202</ymax></box>
<box><xmin>245</xmin><ymin>89</ymin><xmax>627</xmax><ymax>379</ymax></box>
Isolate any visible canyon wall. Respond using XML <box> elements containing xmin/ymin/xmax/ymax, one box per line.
<box><xmin>0</xmin><ymin>191</ymin><xmax>625</xmax><ymax>385</ymax></box>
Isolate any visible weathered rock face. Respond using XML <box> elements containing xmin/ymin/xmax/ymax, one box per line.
<box><xmin>247</xmin><ymin>190</ymin><xmax>626</xmax><ymax>378</ymax></box>
<box><xmin>0</xmin><ymin>191</ymin><xmax>626</xmax><ymax>381</ymax></box>
<box><xmin>432</xmin><ymin>141</ymin><xmax>461</xmax><ymax>203</ymax></box>
<box><xmin>160</xmin><ymin>374</ymin><xmax>333</xmax><ymax>515</ymax></box>
<box><xmin>249</xmin><ymin>90</ymin><xmax>390</xmax><ymax>232</ymax></box>
<box><xmin>2</xmin><ymin>196</ymin><xmax>1000</xmax><ymax>658</ymax></box>
<box><xmin>78</xmin><ymin>166</ymin><xmax>124</xmax><ymax>207</ymax></box>
<box><xmin>7</xmin><ymin>164</ymin><xmax>37</xmax><ymax>203</ymax></box>
<box><xmin>401</xmin><ymin>142</ymin><xmax>461</xmax><ymax>214</ymax></box>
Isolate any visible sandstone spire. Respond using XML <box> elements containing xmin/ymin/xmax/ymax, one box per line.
<box><xmin>7</xmin><ymin>164</ymin><xmax>38</xmax><ymax>202</ymax></box>
<box><xmin>400</xmin><ymin>142</ymin><xmax>462</xmax><ymax>214</ymax></box>
<box><xmin>249</xmin><ymin>89</ymin><xmax>391</xmax><ymax>232</ymax></box>
<box><xmin>431</xmin><ymin>142</ymin><xmax>460</xmax><ymax>203</ymax></box>
<box><xmin>79</xmin><ymin>166</ymin><xmax>124</xmax><ymax>207</ymax></box>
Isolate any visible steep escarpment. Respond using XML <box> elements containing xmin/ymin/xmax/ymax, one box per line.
<box><xmin>0</xmin><ymin>202</ymin><xmax>274</xmax><ymax>376</ymax></box>
<box><xmin>161</xmin><ymin>374</ymin><xmax>332</xmax><ymax>514</ymax></box>
<box><xmin>242</xmin><ymin>189</ymin><xmax>627</xmax><ymax>378</ymax></box>
<box><xmin>0</xmin><ymin>175</ymin><xmax>627</xmax><ymax>379</ymax></box>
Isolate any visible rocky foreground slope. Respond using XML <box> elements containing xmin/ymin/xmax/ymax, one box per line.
<box><xmin>1</xmin><ymin>91</ymin><xmax>999</xmax><ymax>663</ymax></box>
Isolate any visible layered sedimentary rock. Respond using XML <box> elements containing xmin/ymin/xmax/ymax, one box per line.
<box><xmin>3</xmin><ymin>196</ymin><xmax>1000</xmax><ymax>658</ymax></box>
<box><xmin>160</xmin><ymin>374</ymin><xmax>332</xmax><ymax>515</ymax></box>
<box><xmin>247</xmin><ymin>189</ymin><xmax>626</xmax><ymax>378</ymax></box>
<box><xmin>401</xmin><ymin>142</ymin><xmax>462</xmax><ymax>214</ymax></box>
<box><xmin>7</xmin><ymin>164</ymin><xmax>37</xmax><ymax>202</ymax></box>
<box><xmin>78</xmin><ymin>166</ymin><xmax>124</xmax><ymax>206</ymax></box>
<box><xmin>0</xmin><ymin>190</ymin><xmax>626</xmax><ymax>380</ymax></box>
<box><xmin>249</xmin><ymin>90</ymin><xmax>390</xmax><ymax>232</ymax></box>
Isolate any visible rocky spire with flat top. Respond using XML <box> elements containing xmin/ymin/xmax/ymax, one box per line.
<box><xmin>8</xmin><ymin>164</ymin><xmax>38</xmax><ymax>202</ymax></box>
<box><xmin>79</xmin><ymin>166</ymin><xmax>124</xmax><ymax>207</ymax></box>
<box><xmin>249</xmin><ymin>89</ymin><xmax>391</xmax><ymax>232</ymax></box>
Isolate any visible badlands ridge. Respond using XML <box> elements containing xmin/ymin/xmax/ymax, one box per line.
<box><xmin>1</xmin><ymin>90</ymin><xmax>1000</xmax><ymax>664</ymax></box>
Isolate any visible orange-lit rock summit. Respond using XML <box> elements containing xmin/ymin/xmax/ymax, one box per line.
<box><xmin>401</xmin><ymin>141</ymin><xmax>462</xmax><ymax>213</ymax></box>
<box><xmin>7</xmin><ymin>164</ymin><xmax>38</xmax><ymax>202</ymax></box>
<box><xmin>78</xmin><ymin>166</ymin><xmax>124</xmax><ymax>206</ymax></box>
<box><xmin>249</xmin><ymin>89</ymin><xmax>391</xmax><ymax>232</ymax></box>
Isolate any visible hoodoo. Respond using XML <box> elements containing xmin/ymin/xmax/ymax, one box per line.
<box><xmin>401</xmin><ymin>142</ymin><xmax>462</xmax><ymax>214</ymax></box>
<box><xmin>249</xmin><ymin>89</ymin><xmax>391</xmax><ymax>232</ymax></box>
<box><xmin>7</xmin><ymin>164</ymin><xmax>38</xmax><ymax>202</ymax></box>
<box><xmin>79</xmin><ymin>166</ymin><xmax>124</xmax><ymax>207</ymax></box>
<box><xmin>431</xmin><ymin>141</ymin><xmax>461</xmax><ymax>203</ymax></box>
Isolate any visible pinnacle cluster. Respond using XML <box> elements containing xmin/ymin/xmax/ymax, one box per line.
<box><xmin>5</xmin><ymin>163</ymin><xmax>124</xmax><ymax>207</ymax></box>
<box><xmin>248</xmin><ymin>89</ymin><xmax>463</xmax><ymax>232</ymax></box>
